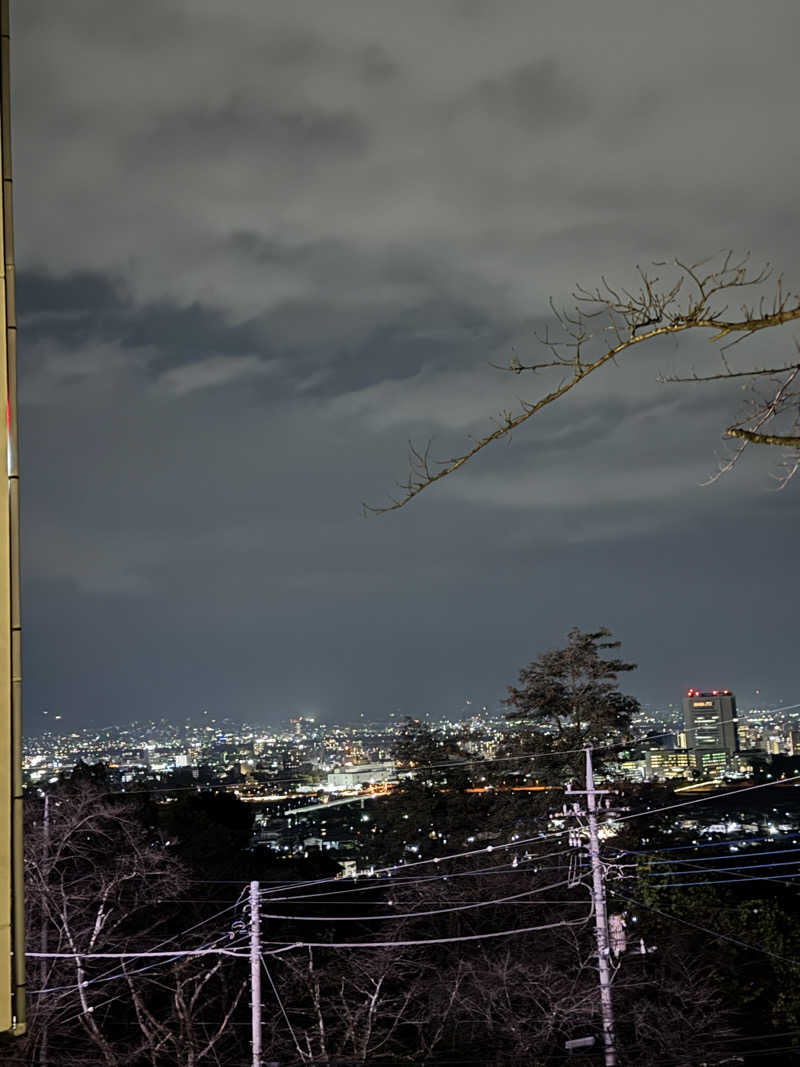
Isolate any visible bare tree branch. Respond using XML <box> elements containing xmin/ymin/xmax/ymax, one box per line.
<box><xmin>725</xmin><ymin>427</ymin><xmax>800</xmax><ymax>447</ymax></box>
<box><xmin>369</xmin><ymin>253</ymin><xmax>800</xmax><ymax>512</ymax></box>
<box><xmin>658</xmin><ymin>361</ymin><xmax>800</xmax><ymax>384</ymax></box>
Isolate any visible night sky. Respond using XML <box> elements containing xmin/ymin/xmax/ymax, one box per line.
<box><xmin>13</xmin><ymin>2</ymin><xmax>800</xmax><ymax>731</ymax></box>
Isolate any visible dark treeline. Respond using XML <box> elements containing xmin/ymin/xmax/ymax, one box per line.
<box><xmin>4</xmin><ymin>629</ymin><xmax>800</xmax><ymax>1065</ymax></box>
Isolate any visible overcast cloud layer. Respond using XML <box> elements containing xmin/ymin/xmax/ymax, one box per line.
<box><xmin>14</xmin><ymin>1</ymin><xmax>800</xmax><ymax>731</ymax></box>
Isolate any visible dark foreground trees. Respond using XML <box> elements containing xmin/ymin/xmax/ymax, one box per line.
<box><xmin>257</xmin><ymin>855</ymin><xmax>736</xmax><ymax>1066</ymax></box>
<box><xmin>9</xmin><ymin>781</ymin><xmax>246</xmax><ymax>1067</ymax></box>
<box><xmin>5</xmin><ymin>770</ymin><xmax>794</xmax><ymax>1065</ymax></box>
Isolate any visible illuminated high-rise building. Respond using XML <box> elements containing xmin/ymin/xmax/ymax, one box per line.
<box><xmin>683</xmin><ymin>689</ymin><xmax>739</xmax><ymax>774</ymax></box>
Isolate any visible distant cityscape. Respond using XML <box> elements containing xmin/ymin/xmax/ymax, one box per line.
<box><xmin>21</xmin><ymin>692</ymin><xmax>800</xmax><ymax>873</ymax></box>
<box><xmin>24</xmin><ymin>695</ymin><xmax>800</xmax><ymax>786</ymax></box>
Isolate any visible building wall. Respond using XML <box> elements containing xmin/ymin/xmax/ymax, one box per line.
<box><xmin>326</xmin><ymin>761</ymin><xmax>396</xmax><ymax>790</ymax></box>
<box><xmin>683</xmin><ymin>690</ymin><xmax>739</xmax><ymax>772</ymax></box>
<box><xmin>645</xmin><ymin>749</ymin><xmax>692</xmax><ymax>780</ymax></box>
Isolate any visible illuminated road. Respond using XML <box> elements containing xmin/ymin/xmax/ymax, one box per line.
<box><xmin>283</xmin><ymin>793</ymin><xmax>386</xmax><ymax>815</ymax></box>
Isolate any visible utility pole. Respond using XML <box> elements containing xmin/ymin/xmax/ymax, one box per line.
<box><xmin>249</xmin><ymin>880</ymin><xmax>262</xmax><ymax>1067</ymax></box>
<box><xmin>565</xmin><ymin>750</ymin><xmax>617</xmax><ymax>1066</ymax></box>
<box><xmin>39</xmin><ymin>795</ymin><xmax>50</xmax><ymax>1067</ymax></box>
<box><xmin>584</xmin><ymin>748</ymin><xmax>617</xmax><ymax>1066</ymax></box>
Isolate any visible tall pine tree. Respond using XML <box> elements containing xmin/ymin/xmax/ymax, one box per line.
<box><xmin>502</xmin><ymin>627</ymin><xmax>638</xmax><ymax>779</ymax></box>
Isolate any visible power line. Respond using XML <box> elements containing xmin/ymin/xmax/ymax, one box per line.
<box><xmin>609</xmin><ymin>889</ymin><xmax>800</xmax><ymax>970</ymax></box>
<box><xmin>263</xmin><ymin>862</ymin><xmax>527</xmax><ymax>902</ymax></box>
<box><xmin>261</xmin><ymin>952</ymin><xmax>304</xmax><ymax>1063</ymax></box>
<box><xmin>612</xmin><ymin>844</ymin><xmax>800</xmax><ymax>866</ymax></box>
<box><xmin>704</xmin><ymin>1029</ymin><xmax>800</xmax><ymax>1045</ymax></box>
<box><xmin>644</xmin><ymin>856</ymin><xmax>800</xmax><ymax>877</ymax></box>
<box><xmin>623</xmin><ymin>1037</ymin><xmax>800</xmax><ymax>1067</ymax></box>
<box><xmin>265</xmin><ymin>847</ymin><xmax>576</xmax><ymax>902</ymax></box>
<box><xmin>27</xmin><ymin>948</ymin><xmax>250</xmax><ymax>960</ymax></box>
<box><xmin>607</xmin><ymin>831</ymin><xmax>797</xmax><ymax>855</ymax></box>
<box><xmin>609</xmin><ymin>773</ymin><xmax>800</xmax><ymax>826</ymax></box>
<box><xmin>632</xmin><ymin>871</ymin><xmax>800</xmax><ymax>889</ymax></box>
<box><xmin>70</xmin><ymin>889</ymin><xmax>249</xmax><ymax>992</ymax></box>
<box><xmin>260</xmin><ymin>899</ymin><xmax>590</xmax><ymax>906</ymax></box>
<box><xmin>27</xmin><ymin>932</ymin><xmax>249</xmax><ymax>997</ymax></box>
<box><xmin>27</xmin><ymin>931</ymin><xmax>243</xmax><ymax>993</ymax></box>
<box><xmin>603</xmin><ymin>836</ymin><xmax>800</xmax><ymax>892</ymax></box>
<box><xmin>255</xmin><ymin>824</ymin><xmax>575</xmax><ymax>899</ymax></box>
<box><xmin>260</xmin><ymin>911</ymin><xmax>592</xmax><ymax>951</ymax></box>
<box><xmin>260</xmin><ymin>877</ymin><xmax>582</xmax><ymax>923</ymax></box>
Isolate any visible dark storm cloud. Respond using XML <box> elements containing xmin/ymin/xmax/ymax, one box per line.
<box><xmin>135</xmin><ymin>97</ymin><xmax>369</xmax><ymax>167</ymax></box>
<box><xmin>13</xmin><ymin>0</ymin><xmax>800</xmax><ymax>729</ymax></box>
<box><xmin>471</xmin><ymin>58</ymin><xmax>589</xmax><ymax>130</ymax></box>
<box><xmin>357</xmin><ymin>45</ymin><xmax>400</xmax><ymax>86</ymax></box>
<box><xmin>18</xmin><ymin>261</ymin><xmax>513</xmax><ymax>405</ymax></box>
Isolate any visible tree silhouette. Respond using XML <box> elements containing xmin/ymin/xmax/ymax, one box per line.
<box><xmin>13</xmin><ymin>784</ymin><xmax>246</xmax><ymax>1067</ymax></box>
<box><xmin>502</xmin><ymin>627</ymin><xmax>638</xmax><ymax>780</ymax></box>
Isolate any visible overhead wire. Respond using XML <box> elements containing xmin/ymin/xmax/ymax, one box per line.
<box><xmin>57</xmin><ymin>886</ymin><xmax>251</xmax><ymax>992</ymax></box>
<box><xmin>38</xmin><ymin>727</ymin><xmax>800</xmax><ymax>907</ymax></box>
<box><xmin>607</xmin><ymin>831</ymin><xmax>797</xmax><ymax>854</ymax></box>
<box><xmin>635</xmin><ymin>870</ymin><xmax>800</xmax><ymax>889</ymax></box>
<box><xmin>611</xmin><ymin>843</ymin><xmax>800</xmax><ymax>866</ymax></box>
<box><xmin>26</xmin><ymin>930</ymin><xmax>248</xmax><ymax>996</ymax></box>
<box><xmin>260</xmin><ymin>876</ymin><xmax>582</xmax><ymax>923</ymax></box>
<box><xmin>609</xmin><ymin>889</ymin><xmax>800</xmax><ymax>969</ymax></box>
<box><xmin>60</xmin><ymin>990</ymin><xmax>130</xmax><ymax>1029</ymax></box>
<box><xmin>27</xmin><ymin>947</ymin><xmax>250</xmax><ymax>960</ymax></box>
<box><xmin>23</xmin><ymin>826</ymin><xmax>582</xmax><ymax>1001</ymax></box>
<box><xmin>261</xmin><ymin>952</ymin><xmax>305</xmax><ymax>1062</ymax></box>
<box><xmin>261</xmin><ymin>910</ymin><xmax>593</xmax><ymax>952</ymax></box>
<box><xmin>31</xmin><ymin>738</ymin><xmax>800</xmax><ymax>965</ymax></box>
<box><xmin>608</xmin><ymin>773</ymin><xmax>800</xmax><ymax>826</ymax></box>
<box><xmin>620</xmin><ymin>1037</ymin><xmax>800</xmax><ymax>1067</ymax></box>
<box><xmin>263</xmin><ymin>846</ymin><xmax>577</xmax><ymax>902</ymax></box>
<box><xmin>266</xmin><ymin>865</ymin><xmax>573</xmax><ymax>906</ymax></box>
<box><xmin>644</xmin><ymin>856</ymin><xmax>800</xmax><ymax>878</ymax></box>
<box><xmin>263</xmin><ymin>860</ymin><xmax>527</xmax><ymax>901</ymax></box>
<box><xmin>602</xmin><ymin>836</ymin><xmax>800</xmax><ymax>891</ymax></box>
<box><xmin>255</xmin><ymin>825</ymin><xmax>576</xmax><ymax>899</ymax></box>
